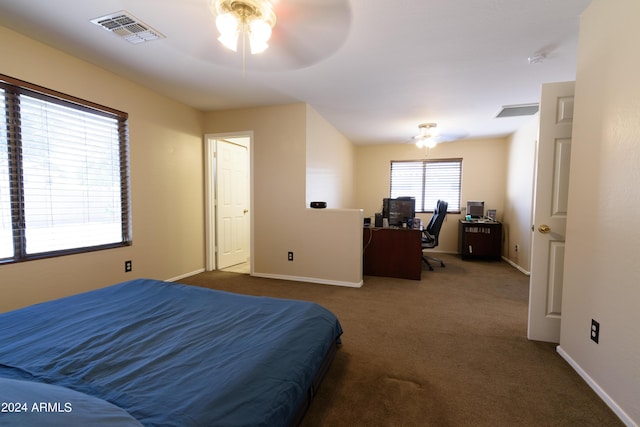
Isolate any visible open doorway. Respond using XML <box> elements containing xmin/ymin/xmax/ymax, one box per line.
<box><xmin>204</xmin><ymin>133</ymin><xmax>252</xmax><ymax>274</ymax></box>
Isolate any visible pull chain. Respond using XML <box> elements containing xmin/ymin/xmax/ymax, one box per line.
<box><xmin>241</xmin><ymin>22</ymin><xmax>247</xmax><ymax>78</ymax></box>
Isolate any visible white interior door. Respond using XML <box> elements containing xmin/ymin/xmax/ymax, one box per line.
<box><xmin>216</xmin><ymin>139</ymin><xmax>249</xmax><ymax>269</ymax></box>
<box><xmin>528</xmin><ymin>81</ymin><xmax>575</xmax><ymax>343</ymax></box>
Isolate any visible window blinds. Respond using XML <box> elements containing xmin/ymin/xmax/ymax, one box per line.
<box><xmin>0</xmin><ymin>76</ymin><xmax>130</xmax><ymax>261</ymax></box>
<box><xmin>0</xmin><ymin>88</ymin><xmax>10</xmax><ymax>258</ymax></box>
<box><xmin>390</xmin><ymin>159</ymin><xmax>461</xmax><ymax>213</ymax></box>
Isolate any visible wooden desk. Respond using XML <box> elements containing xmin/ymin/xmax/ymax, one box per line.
<box><xmin>363</xmin><ymin>227</ymin><xmax>422</xmax><ymax>280</ymax></box>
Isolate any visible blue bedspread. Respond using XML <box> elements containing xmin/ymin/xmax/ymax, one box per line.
<box><xmin>0</xmin><ymin>279</ymin><xmax>343</xmax><ymax>426</ymax></box>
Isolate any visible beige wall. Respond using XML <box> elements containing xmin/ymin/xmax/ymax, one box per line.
<box><xmin>0</xmin><ymin>26</ymin><xmax>206</xmax><ymax>312</ymax></box>
<box><xmin>306</xmin><ymin>106</ymin><xmax>357</xmax><ymax>209</ymax></box>
<box><xmin>0</xmin><ymin>24</ymin><xmax>363</xmax><ymax>305</ymax></box>
<box><xmin>503</xmin><ymin>115</ymin><xmax>538</xmax><ymax>272</ymax></box>
<box><xmin>355</xmin><ymin>138</ymin><xmax>508</xmax><ymax>254</ymax></box>
<box><xmin>204</xmin><ymin>105</ymin><xmax>362</xmax><ymax>286</ymax></box>
<box><xmin>559</xmin><ymin>0</ymin><xmax>640</xmax><ymax>423</ymax></box>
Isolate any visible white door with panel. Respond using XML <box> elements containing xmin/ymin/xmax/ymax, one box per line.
<box><xmin>216</xmin><ymin>139</ymin><xmax>249</xmax><ymax>269</ymax></box>
<box><xmin>528</xmin><ymin>81</ymin><xmax>574</xmax><ymax>343</ymax></box>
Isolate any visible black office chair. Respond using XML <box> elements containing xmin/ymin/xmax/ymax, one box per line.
<box><xmin>422</xmin><ymin>199</ymin><xmax>448</xmax><ymax>271</ymax></box>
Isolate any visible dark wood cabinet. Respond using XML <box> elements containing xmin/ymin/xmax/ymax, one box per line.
<box><xmin>459</xmin><ymin>220</ymin><xmax>502</xmax><ymax>260</ymax></box>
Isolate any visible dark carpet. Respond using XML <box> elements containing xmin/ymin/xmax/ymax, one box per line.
<box><xmin>178</xmin><ymin>254</ymin><xmax>622</xmax><ymax>427</ymax></box>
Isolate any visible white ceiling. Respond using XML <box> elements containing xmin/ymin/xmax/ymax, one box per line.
<box><xmin>0</xmin><ymin>0</ymin><xmax>591</xmax><ymax>145</ymax></box>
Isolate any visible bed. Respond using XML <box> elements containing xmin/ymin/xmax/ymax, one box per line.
<box><xmin>0</xmin><ymin>278</ymin><xmax>343</xmax><ymax>426</ymax></box>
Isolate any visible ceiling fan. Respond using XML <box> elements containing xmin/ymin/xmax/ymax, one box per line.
<box><xmin>207</xmin><ymin>0</ymin><xmax>352</xmax><ymax>71</ymax></box>
<box><xmin>412</xmin><ymin>123</ymin><xmax>468</xmax><ymax>148</ymax></box>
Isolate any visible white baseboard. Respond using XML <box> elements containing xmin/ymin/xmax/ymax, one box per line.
<box><xmin>166</xmin><ymin>268</ymin><xmax>363</xmax><ymax>288</ymax></box>
<box><xmin>556</xmin><ymin>345</ymin><xmax>636</xmax><ymax>427</ymax></box>
<box><xmin>432</xmin><ymin>251</ymin><xmax>531</xmax><ymax>276</ymax></box>
<box><xmin>252</xmin><ymin>272</ymin><xmax>363</xmax><ymax>288</ymax></box>
<box><xmin>166</xmin><ymin>269</ymin><xmax>205</xmax><ymax>282</ymax></box>
<box><xmin>502</xmin><ymin>256</ymin><xmax>530</xmax><ymax>276</ymax></box>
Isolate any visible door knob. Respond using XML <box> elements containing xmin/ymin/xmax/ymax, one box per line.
<box><xmin>243</xmin><ymin>209</ymin><xmax>248</xmax><ymax>214</ymax></box>
<box><xmin>538</xmin><ymin>224</ymin><xmax>551</xmax><ymax>233</ymax></box>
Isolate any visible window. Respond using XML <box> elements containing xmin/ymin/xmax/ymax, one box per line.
<box><xmin>390</xmin><ymin>159</ymin><xmax>462</xmax><ymax>213</ymax></box>
<box><xmin>1</xmin><ymin>74</ymin><xmax>130</xmax><ymax>263</ymax></box>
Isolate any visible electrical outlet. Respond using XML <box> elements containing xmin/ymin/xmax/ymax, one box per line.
<box><xmin>515</xmin><ymin>244</ymin><xmax>519</xmax><ymax>252</ymax></box>
<box><xmin>125</xmin><ymin>260</ymin><xmax>132</xmax><ymax>273</ymax></box>
<box><xmin>287</xmin><ymin>252</ymin><xmax>294</xmax><ymax>261</ymax></box>
<box><xmin>590</xmin><ymin>319</ymin><xmax>600</xmax><ymax>343</ymax></box>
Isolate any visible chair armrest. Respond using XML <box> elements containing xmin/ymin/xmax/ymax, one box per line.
<box><xmin>422</xmin><ymin>230</ymin><xmax>435</xmax><ymax>243</ymax></box>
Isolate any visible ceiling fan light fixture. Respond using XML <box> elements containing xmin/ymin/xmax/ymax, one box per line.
<box><xmin>211</xmin><ymin>0</ymin><xmax>276</xmax><ymax>54</ymax></box>
<box><xmin>216</xmin><ymin>12</ymin><xmax>239</xmax><ymax>35</ymax></box>
<box><xmin>216</xmin><ymin>13</ymin><xmax>240</xmax><ymax>51</ymax></box>
<box><xmin>218</xmin><ymin>32</ymin><xmax>240</xmax><ymax>51</ymax></box>
<box><xmin>249</xmin><ymin>37</ymin><xmax>269</xmax><ymax>54</ymax></box>
<box><xmin>424</xmin><ymin>138</ymin><xmax>438</xmax><ymax>149</ymax></box>
<box><xmin>248</xmin><ymin>19</ymin><xmax>271</xmax><ymax>53</ymax></box>
<box><xmin>415</xmin><ymin>137</ymin><xmax>438</xmax><ymax>149</ymax></box>
<box><xmin>249</xmin><ymin>18</ymin><xmax>272</xmax><ymax>42</ymax></box>
<box><xmin>414</xmin><ymin>123</ymin><xmax>438</xmax><ymax>148</ymax></box>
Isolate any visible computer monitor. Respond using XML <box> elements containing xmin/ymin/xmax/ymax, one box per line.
<box><xmin>382</xmin><ymin>197</ymin><xmax>415</xmax><ymax>227</ymax></box>
<box><xmin>466</xmin><ymin>200</ymin><xmax>484</xmax><ymax>218</ymax></box>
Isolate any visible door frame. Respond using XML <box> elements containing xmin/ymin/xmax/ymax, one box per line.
<box><xmin>204</xmin><ymin>132</ymin><xmax>253</xmax><ymax>273</ymax></box>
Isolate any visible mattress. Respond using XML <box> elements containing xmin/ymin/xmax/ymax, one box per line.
<box><xmin>0</xmin><ymin>278</ymin><xmax>343</xmax><ymax>426</ymax></box>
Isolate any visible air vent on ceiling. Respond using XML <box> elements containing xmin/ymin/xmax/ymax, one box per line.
<box><xmin>495</xmin><ymin>103</ymin><xmax>539</xmax><ymax>118</ymax></box>
<box><xmin>90</xmin><ymin>11</ymin><xmax>165</xmax><ymax>44</ymax></box>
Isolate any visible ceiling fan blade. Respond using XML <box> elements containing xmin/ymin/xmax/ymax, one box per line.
<box><xmin>431</xmin><ymin>130</ymin><xmax>469</xmax><ymax>143</ymax></box>
<box><xmin>273</xmin><ymin>0</ymin><xmax>351</xmax><ymax>36</ymax></box>
<box><xmin>407</xmin><ymin>129</ymin><xmax>469</xmax><ymax>145</ymax></box>
<box><xmin>245</xmin><ymin>0</ymin><xmax>351</xmax><ymax>70</ymax></box>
